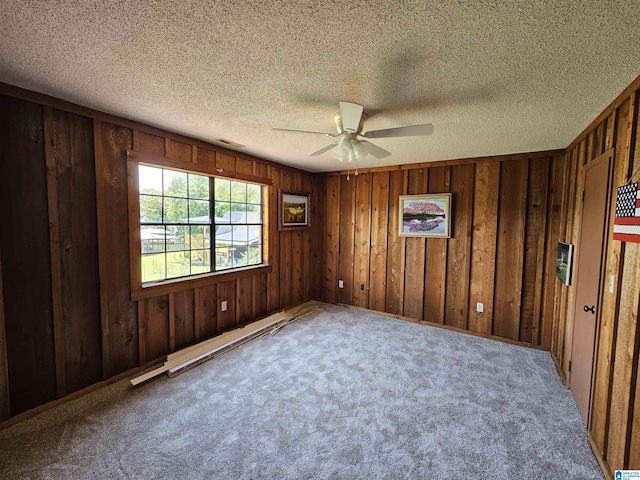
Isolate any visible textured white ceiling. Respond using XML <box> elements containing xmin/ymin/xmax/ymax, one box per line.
<box><xmin>1</xmin><ymin>1</ymin><xmax>639</xmax><ymax>172</ymax></box>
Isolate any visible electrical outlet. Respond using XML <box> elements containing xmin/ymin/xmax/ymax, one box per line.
<box><xmin>360</xmin><ymin>284</ymin><xmax>365</xmax><ymax>291</ymax></box>
<box><xmin>339</xmin><ymin>280</ymin><xmax>344</xmax><ymax>288</ymax></box>
<box><xmin>476</xmin><ymin>302</ymin><xmax>484</xmax><ymax>313</ymax></box>
<box><xmin>221</xmin><ymin>300</ymin><xmax>228</xmax><ymax>312</ymax></box>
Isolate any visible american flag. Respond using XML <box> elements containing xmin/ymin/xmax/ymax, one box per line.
<box><xmin>613</xmin><ymin>181</ymin><xmax>640</xmax><ymax>243</ymax></box>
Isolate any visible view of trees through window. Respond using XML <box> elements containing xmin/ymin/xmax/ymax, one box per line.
<box><xmin>139</xmin><ymin>165</ymin><xmax>263</xmax><ymax>283</ymax></box>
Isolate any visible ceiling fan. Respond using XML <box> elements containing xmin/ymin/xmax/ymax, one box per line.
<box><xmin>273</xmin><ymin>102</ymin><xmax>434</xmax><ymax>162</ymax></box>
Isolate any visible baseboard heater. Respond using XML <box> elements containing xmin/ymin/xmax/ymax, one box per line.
<box><xmin>130</xmin><ymin>310</ymin><xmax>291</xmax><ymax>386</ymax></box>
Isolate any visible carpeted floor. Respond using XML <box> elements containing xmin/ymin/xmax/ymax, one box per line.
<box><xmin>0</xmin><ymin>302</ymin><xmax>603</xmax><ymax>479</ymax></box>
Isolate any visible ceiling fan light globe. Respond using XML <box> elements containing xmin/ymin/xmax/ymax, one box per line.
<box><xmin>353</xmin><ymin>141</ymin><xmax>368</xmax><ymax>160</ymax></box>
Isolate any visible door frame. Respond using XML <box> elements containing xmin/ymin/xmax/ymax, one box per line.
<box><xmin>568</xmin><ymin>148</ymin><xmax>614</xmax><ymax>427</ymax></box>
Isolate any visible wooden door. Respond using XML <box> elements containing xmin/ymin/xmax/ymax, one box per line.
<box><xmin>570</xmin><ymin>151</ymin><xmax>612</xmax><ymax>424</ymax></box>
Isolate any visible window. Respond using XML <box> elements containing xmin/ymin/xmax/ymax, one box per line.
<box><xmin>138</xmin><ymin>165</ymin><xmax>263</xmax><ymax>284</ymax></box>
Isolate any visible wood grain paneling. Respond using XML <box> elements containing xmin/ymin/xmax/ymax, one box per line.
<box><xmin>385</xmin><ymin>170</ymin><xmax>407</xmax><ymax>315</ymax></box>
<box><xmin>323</xmin><ymin>176</ymin><xmax>340</xmax><ymax>304</ymax></box>
<box><xmin>493</xmin><ymin>159</ymin><xmax>528</xmax><ymax>340</ymax></box>
<box><xmin>338</xmin><ymin>175</ymin><xmax>356</xmax><ymax>305</ymax></box>
<box><xmin>369</xmin><ymin>172</ymin><xmax>389</xmax><ymax>313</ymax></box>
<box><xmin>520</xmin><ymin>158</ymin><xmax>550</xmax><ymax>344</ymax></box>
<box><xmin>444</xmin><ymin>164</ymin><xmax>474</xmax><ymax>330</ymax></box>
<box><xmin>424</xmin><ymin>167</ymin><xmax>450</xmax><ymax>324</ymax></box>
<box><xmin>403</xmin><ymin>169</ymin><xmax>427</xmax><ymax>320</ymax></box>
<box><xmin>95</xmin><ymin>121</ymin><xmax>139</xmax><ymax>378</ymax></box>
<box><xmin>468</xmin><ymin>161</ymin><xmax>500</xmax><ymax>335</ymax></box>
<box><xmin>46</xmin><ymin>109</ymin><xmax>102</xmax><ymax>394</ymax></box>
<box><xmin>0</xmin><ymin>96</ymin><xmax>57</xmax><ymax>415</ymax></box>
<box><xmin>174</xmin><ymin>289</ymin><xmax>195</xmax><ymax>350</ymax></box>
<box><xmin>0</xmin><ymin>251</ymin><xmax>8</xmax><ymax>421</ymax></box>
<box><xmin>353</xmin><ymin>173</ymin><xmax>372</xmax><ymax>308</ymax></box>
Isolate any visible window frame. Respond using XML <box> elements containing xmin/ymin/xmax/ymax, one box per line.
<box><xmin>126</xmin><ymin>150</ymin><xmax>271</xmax><ymax>300</ymax></box>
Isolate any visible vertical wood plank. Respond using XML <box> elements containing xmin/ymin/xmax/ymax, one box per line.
<box><xmin>353</xmin><ymin>173</ymin><xmax>372</xmax><ymax>308</ymax></box>
<box><xmin>520</xmin><ymin>157</ymin><xmax>550</xmax><ymax>344</ymax></box>
<box><xmin>493</xmin><ymin>159</ymin><xmax>529</xmax><ymax>340</ymax></box>
<box><xmin>385</xmin><ymin>170</ymin><xmax>408</xmax><ymax>315</ymax></box>
<box><xmin>137</xmin><ymin>301</ymin><xmax>146</xmax><ymax>364</ymax></box>
<box><xmin>143</xmin><ymin>296</ymin><xmax>170</xmax><ymax>362</ymax></box>
<box><xmin>94</xmin><ymin>121</ymin><xmax>138</xmax><ymax>378</ymax></box>
<box><xmin>0</xmin><ymin>250</ymin><xmax>9</xmax><ymax>420</ymax></box>
<box><xmin>606</xmin><ymin>92</ymin><xmax>639</xmax><ymax>469</ymax></box>
<box><xmin>236</xmin><ymin>158</ymin><xmax>253</xmax><ymax>175</ymax></box>
<box><xmin>43</xmin><ymin>106</ymin><xmax>67</xmax><ymax>398</ymax></box>
<box><xmin>0</xmin><ymin>96</ymin><xmax>57</xmax><ymax>414</ymax></box>
<box><xmin>403</xmin><ymin>169</ymin><xmax>427</xmax><ymax>320</ymax></box>
<box><xmin>591</xmin><ymin>102</ymin><xmax>626</xmax><ymax>454</ymax></box>
<box><xmin>444</xmin><ymin>164</ymin><xmax>475</xmax><ymax>330</ymax></box>
<box><xmin>309</xmin><ymin>176</ymin><xmax>325</xmax><ymax>301</ymax></box>
<box><xmin>198</xmin><ymin>285</ymin><xmax>217</xmax><ymax>340</ymax></box>
<box><xmin>47</xmin><ymin>108</ymin><xmax>102</xmax><ymax>394</ymax></box>
<box><xmin>252</xmin><ymin>273</ymin><xmax>268</xmax><ymax>319</ymax></box>
<box><xmin>217</xmin><ymin>280</ymin><xmax>237</xmax><ymax>333</ymax></box>
<box><xmin>279</xmin><ymin>170</ymin><xmax>292</xmax><ymax>307</ymax></box>
<box><xmin>338</xmin><ymin>175</ymin><xmax>356</xmax><ymax>305</ymax></box>
<box><xmin>468</xmin><ymin>161</ymin><xmax>500</xmax><ymax>335</ymax></box>
<box><xmin>424</xmin><ymin>166</ymin><xmax>450</xmax><ymax>323</ymax></box>
<box><xmin>540</xmin><ymin>155</ymin><xmax>567</xmax><ymax>349</ymax></box>
<box><xmin>369</xmin><ymin>172</ymin><xmax>390</xmax><ymax>312</ymax></box>
<box><xmin>267</xmin><ymin>167</ymin><xmax>281</xmax><ymax>311</ymax></box>
<box><xmin>237</xmin><ymin>276</ymin><xmax>253</xmax><ymax>326</ymax></box>
<box><xmin>324</xmin><ymin>176</ymin><xmax>340</xmax><ymax>304</ymax></box>
<box><xmin>174</xmin><ymin>289</ymin><xmax>195</xmax><ymax>351</ymax></box>
<box><xmin>168</xmin><ymin>293</ymin><xmax>176</xmax><ymax>352</ymax></box>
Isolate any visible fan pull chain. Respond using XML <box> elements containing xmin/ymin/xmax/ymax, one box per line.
<box><xmin>346</xmin><ymin>167</ymin><xmax>350</xmax><ymax>181</ymax></box>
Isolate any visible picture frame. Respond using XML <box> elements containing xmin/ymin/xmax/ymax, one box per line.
<box><xmin>556</xmin><ymin>242</ymin><xmax>574</xmax><ymax>286</ymax></box>
<box><xmin>279</xmin><ymin>191</ymin><xmax>310</xmax><ymax>230</ymax></box>
<box><xmin>399</xmin><ymin>193</ymin><xmax>452</xmax><ymax>238</ymax></box>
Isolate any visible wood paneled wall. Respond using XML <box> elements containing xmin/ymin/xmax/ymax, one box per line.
<box><xmin>321</xmin><ymin>151</ymin><xmax>566</xmax><ymax>348</ymax></box>
<box><xmin>553</xmin><ymin>76</ymin><xmax>640</xmax><ymax>476</ymax></box>
<box><xmin>0</xmin><ymin>90</ymin><xmax>323</xmax><ymax>419</ymax></box>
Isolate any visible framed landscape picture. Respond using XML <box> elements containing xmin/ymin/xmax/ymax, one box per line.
<box><xmin>556</xmin><ymin>242</ymin><xmax>574</xmax><ymax>286</ymax></box>
<box><xmin>399</xmin><ymin>193</ymin><xmax>451</xmax><ymax>238</ymax></box>
<box><xmin>279</xmin><ymin>191</ymin><xmax>310</xmax><ymax>230</ymax></box>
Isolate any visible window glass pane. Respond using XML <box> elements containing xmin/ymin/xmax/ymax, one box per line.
<box><xmin>139</xmin><ymin>165</ymin><xmax>163</xmax><ymax>194</ymax></box>
<box><xmin>188</xmin><ymin>174</ymin><xmax>209</xmax><ymax>200</ymax></box>
<box><xmin>140</xmin><ymin>195</ymin><xmax>163</xmax><ymax>223</ymax></box>
<box><xmin>230</xmin><ymin>203</ymin><xmax>246</xmax><ymax>224</ymax></box>
<box><xmin>248</xmin><ymin>226</ymin><xmax>262</xmax><ymax>245</ymax></box>
<box><xmin>214</xmin><ymin>201</ymin><xmax>231</xmax><ymax>223</ymax></box>
<box><xmin>166</xmin><ymin>251</ymin><xmax>190</xmax><ymax>279</ymax></box>
<box><xmin>230</xmin><ymin>181</ymin><xmax>247</xmax><ymax>203</ymax></box>
<box><xmin>141</xmin><ymin>253</ymin><xmax>166</xmax><ymax>283</ymax></box>
<box><xmin>214</xmin><ymin>178</ymin><xmax>231</xmax><ymax>202</ymax></box>
<box><xmin>190</xmin><ymin>225</ymin><xmax>204</xmax><ymax>249</ymax></box>
<box><xmin>190</xmin><ymin>249</ymin><xmax>210</xmax><ymax>274</ymax></box>
<box><xmin>215</xmin><ymin>247</ymin><xmax>231</xmax><ymax>270</ymax></box>
<box><xmin>163</xmin><ymin>197</ymin><xmax>188</xmax><ymax>223</ymax></box>
<box><xmin>189</xmin><ymin>200</ymin><xmax>210</xmax><ymax>223</ymax></box>
<box><xmin>166</xmin><ymin>225</ymin><xmax>188</xmax><ymax>251</ymax></box>
<box><xmin>228</xmin><ymin>246</ymin><xmax>242</xmax><ymax>268</ymax></box>
<box><xmin>231</xmin><ymin>225</ymin><xmax>248</xmax><ymax>244</ymax></box>
<box><xmin>164</xmin><ymin>170</ymin><xmax>188</xmax><ymax>197</ymax></box>
<box><xmin>246</xmin><ymin>203</ymin><xmax>262</xmax><ymax>224</ymax></box>
<box><xmin>244</xmin><ymin>244</ymin><xmax>262</xmax><ymax>266</ymax></box>
<box><xmin>214</xmin><ymin>225</ymin><xmax>232</xmax><ymax>248</ymax></box>
<box><xmin>247</xmin><ymin>183</ymin><xmax>261</xmax><ymax>204</ymax></box>
<box><xmin>141</xmin><ymin>226</ymin><xmax>165</xmax><ymax>253</ymax></box>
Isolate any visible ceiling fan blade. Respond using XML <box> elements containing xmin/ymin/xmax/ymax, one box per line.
<box><xmin>363</xmin><ymin>123</ymin><xmax>434</xmax><ymax>138</ymax></box>
<box><xmin>363</xmin><ymin>141</ymin><xmax>391</xmax><ymax>159</ymax></box>
<box><xmin>308</xmin><ymin>143</ymin><xmax>338</xmax><ymax>156</ymax></box>
<box><xmin>339</xmin><ymin>102</ymin><xmax>364</xmax><ymax>133</ymax></box>
<box><xmin>273</xmin><ymin>128</ymin><xmax>333</xmax><ymax>136</ymax></box>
